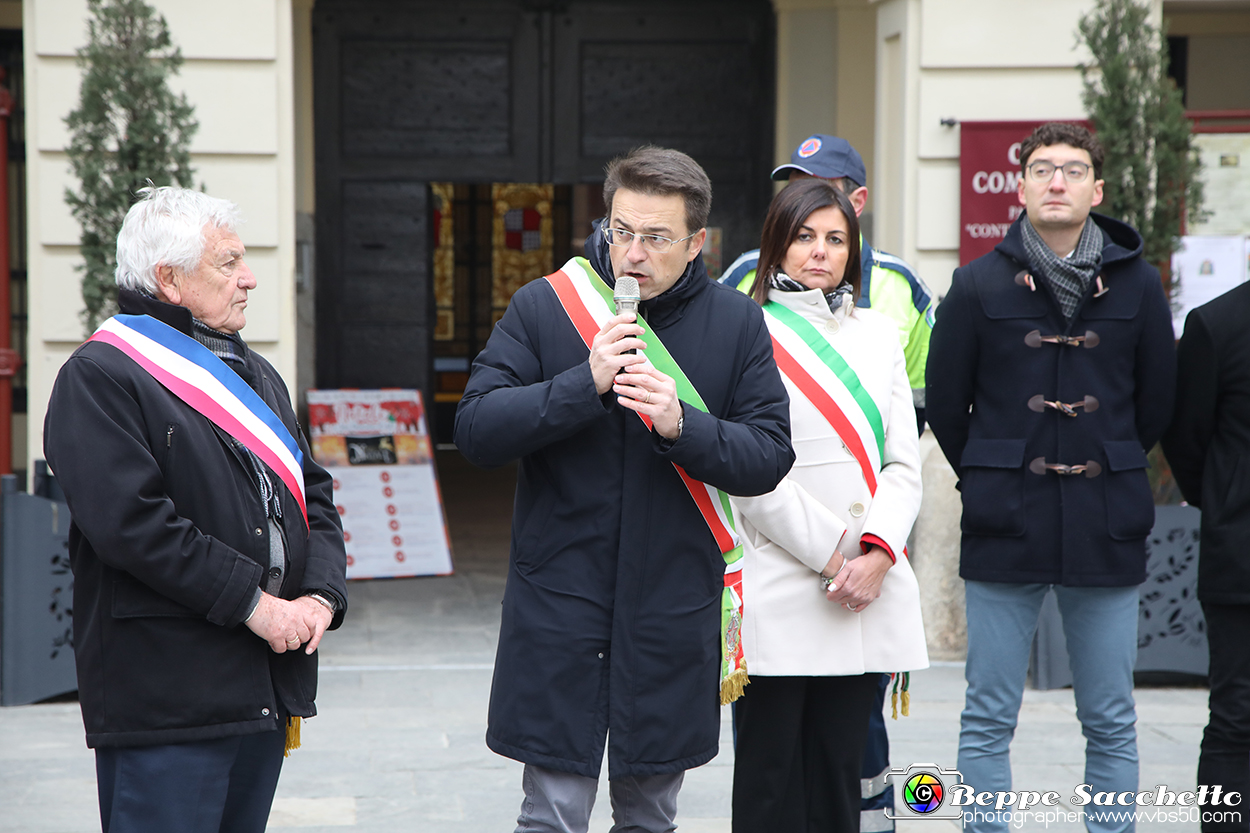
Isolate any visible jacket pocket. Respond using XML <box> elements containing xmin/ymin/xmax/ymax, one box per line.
<box><xmin>161</xmin><ymin>423</ymin><xmax>178</xmax><ymax>470</ymax></box>
<box><xmin>959</xmin><ymin>438</ymin><xmax>1026</xmax><ymax>537</ymax></box>
<box><xmin>792</xmin><ymin>435</ymin><xmax>855</xmax><ymax>467</ymax></box>
<box><xmin>111</xmin><ymin>576</ymin><xmax>201</xmax><ymax>619</ymax></box>
<box><xmin>1104</xmin><ymin>440</ymin><xmax>1154</xmax><ymax>541</ymax></box>
<box><xmin>513</xmin><ymin>487</ymin><xmax>558</xmax><ymax>574</ymax></box>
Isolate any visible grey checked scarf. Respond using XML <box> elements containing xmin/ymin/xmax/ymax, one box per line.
<box><xmin>1020</xmin><ymin>214</ymin><xmax>1104</xmax><ymax>321</ymax></box>
<box><xmin>771</xmin><ymin>273</ymin><xmax>856</xmax><ymax>313</ymax></box>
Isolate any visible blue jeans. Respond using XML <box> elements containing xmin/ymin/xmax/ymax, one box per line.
<box><xmin>957</xmin><ymin>581</ymin><xmax>1140</xmax><ymax>833</ymax></box>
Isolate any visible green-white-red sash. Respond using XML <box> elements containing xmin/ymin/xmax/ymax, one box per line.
<box><xmin>762</xmin><ymin>300</ymin><xmax>886</xmax><ymax>496</ymax></box>
<box><xmin>544</xmin><ymin>257</ymin><xmax>748</xmax><ymax>704</ymax></box>
<box><xmin>87</xmin><ymin>314</ymin><xmax>308</xmax><ymax>528</ymax></box>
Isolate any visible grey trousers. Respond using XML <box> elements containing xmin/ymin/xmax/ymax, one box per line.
<box><xmin>515</xmin><ymin>763</ymin><xmax>684</xmax><ymax>833</ymax></box>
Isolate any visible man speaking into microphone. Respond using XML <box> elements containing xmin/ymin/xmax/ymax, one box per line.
<box><xmin>456</xmin><ymin>146</ymin><xmax>793</xmax><ymax>832</ymax></box>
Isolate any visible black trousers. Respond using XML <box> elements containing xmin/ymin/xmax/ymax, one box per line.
<box><xmin>95</xmin><ymin>728</ymin><xmax>286</xmax><ymax>833</ymax></box>
<box><xmin>733</xmin><ymin>673</ymin><xmax>881</xmax><ymax>833</ymax></box>
<box><xmin>1200</xmin><ymin>603</ymin><xmax>1250</xmax><ymax>832</ymax></box>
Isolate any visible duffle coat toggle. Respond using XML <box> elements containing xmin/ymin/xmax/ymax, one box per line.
<box><xmin>1028</xmin><ymin>394</ymin><xmax>1100</xmax><ymax>417</ymax></box>
<box><xmin>1029</xmin><ymin>457</ymin><xmax>1103</xmax><ymax>478</ymax></box>
<box><xmin>1016</xmin><ymin>270</ymin><xmax>1111</xmax><ymax>300</ymax></box>
<box><xmin>1024</xmin><ymin>329</ymin><xmax>1100</xmax><ymax>348</ymax></box>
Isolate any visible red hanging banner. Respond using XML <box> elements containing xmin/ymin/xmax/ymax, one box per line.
<box><xmin>959</xmin><ymin>120</ymin><xmax>1042</xmax><ymax>266</ymax></box>
<box><xmin>959</xmin><ymin>120</ymin><xmax>1093</xmax><ymax>265</ymax></box>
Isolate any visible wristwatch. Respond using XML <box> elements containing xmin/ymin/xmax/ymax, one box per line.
<box><xmin>305</xmin><ymin>591</ymin><xmax>338</xmax><ymax>614</ymax></box>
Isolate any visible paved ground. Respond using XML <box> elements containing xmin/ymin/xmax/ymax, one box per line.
<box><xmin>0</xmin><ymin>452</ymin><xmax>1213</xmax><ymax>832</ymax></box>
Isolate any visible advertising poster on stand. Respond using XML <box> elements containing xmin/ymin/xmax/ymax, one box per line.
<box><xmin>307</xmin><ymin>389</ymin><xmax>453</xmax><ymax>580</ymax></box>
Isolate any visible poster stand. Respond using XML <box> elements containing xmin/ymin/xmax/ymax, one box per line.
<box><xmin>307</xmin><ymin>389</ymin><xmax>453</xmax><ymax>579</ymax></box>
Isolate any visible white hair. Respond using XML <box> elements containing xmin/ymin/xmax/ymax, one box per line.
<box><xmin>114</xmin><ymin>186</ymin><xmax>242</xmax><ymax>293</ymax></box>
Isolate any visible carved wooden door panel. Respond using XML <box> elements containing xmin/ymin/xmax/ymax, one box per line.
<box><xmin>313</xmin><ymin>0</ymin><xmax>773</xmax><ymax>396</ymax></box>
<box><xmin>550</xmin><ymin>2</ymin><xmax>774</xmax><ymax>261</ymax></box>
<box><xmin>314</xmin><ymin>2</ymin><xmax>542</xmax><ymax>393</ymax></box>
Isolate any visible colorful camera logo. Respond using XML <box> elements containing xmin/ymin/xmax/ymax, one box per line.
<box><xmin>885</xmin><ymin>764</ymin><xmax>964</xmax><ymax>821</ymax></box>
<box><xmin>903</xmin><ymin>771</ymin><xmax>945</xmax><ymax>813</ymax></box>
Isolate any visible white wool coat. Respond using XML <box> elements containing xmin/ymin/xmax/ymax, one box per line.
<box><xmin>732</xmin><ymin>286</ymin><xmax>929</xmax><ymax>676</ymax></box>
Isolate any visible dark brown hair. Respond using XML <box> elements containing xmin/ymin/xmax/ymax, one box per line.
<box><xmin>751</xmin><ymin>179</ymin><xmax>862</xmax><ymax>306</ymax></box>
<box><xmin>1019</xmin><ymin>122</ymin><xmax>1105</xmax><ymax>179</ymax></box>
<box><xmin>603</xmin><ymin>146</ymin><xmax>712</xmax><ymax>235</ymax></box>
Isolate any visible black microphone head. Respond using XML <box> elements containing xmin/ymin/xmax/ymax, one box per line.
<box><xmin>614</xmin><ymin>276</ymin><xmax>641</xmax><ymax>302</ymax></box>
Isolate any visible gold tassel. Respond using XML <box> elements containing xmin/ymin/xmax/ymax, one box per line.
<box><xmin>284</xmin><ymin>716</ymin><xmax>301</xmax><ymax>757</ymax></box>
<box><xmin>901</xmin><ymin>672</ymin><xmax>911</xmax><ymax>717</ymax></box>
<box><xmin>720</xmin><ymin>669</ymin><xmax>750</xmax><ymax>705</ymax></box>
<box><xmin>890</xmin><ymin>672</ymin><xmax>900</xmax><ymax>719</ymax></box>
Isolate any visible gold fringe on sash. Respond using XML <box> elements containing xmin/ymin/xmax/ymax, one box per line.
<box><xmin>720</xmin><ymin>668</ymin><xmax>750</xmax><ymax>706</ymax></box>
<box><xmin>284</xmin><ymin>716</ymin><xmax>301</xmax><ymax>756</ymax></box>
<box><xmin>890</xmin><ymin>672</ymin><xmax>912</xmax><ymax>719</ymax></box>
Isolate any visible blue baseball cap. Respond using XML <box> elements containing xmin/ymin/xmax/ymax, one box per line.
<box><xmin>771</xmin><ymin>134</ymin><xmax>867</xmax><ymax>188</ymax></box>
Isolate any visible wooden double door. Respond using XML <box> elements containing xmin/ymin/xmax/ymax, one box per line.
<box><xmin>313</xmin><ymin>0</ymin><xmax>775</xmax><ymax>402</ymax></box>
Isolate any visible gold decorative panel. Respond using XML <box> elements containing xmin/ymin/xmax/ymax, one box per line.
<box><xmin>491</xmin><ymin>183</ymin><xmax>554</xmax><ymax>320</ymax></box>
<box><xmin>431</xmin><ymin>182</ymin><xmax>455</xmax><ymax>341</ymax></box>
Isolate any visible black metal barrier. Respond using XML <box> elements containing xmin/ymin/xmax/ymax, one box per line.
<box><xmin>0</xmin><ymin>464</ymin><xmax>77</xmax><ymax>706</ymax></box>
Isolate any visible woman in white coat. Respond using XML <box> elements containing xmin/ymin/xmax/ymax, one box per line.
<box><xmin>731</xmin><ymin>179</ymin><xmax>928</xmax><ymax>832</ymax></box>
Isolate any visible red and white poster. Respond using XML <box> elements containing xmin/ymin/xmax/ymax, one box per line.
<box><xmin>307</xmin><ymin>389</ymin><xmax>453</xmax><ymax>579</ymax></box>
<box><xmin>959</xmin><ymin>120</ymin><xmax>1092</xmax><ymax>266</ymax></box>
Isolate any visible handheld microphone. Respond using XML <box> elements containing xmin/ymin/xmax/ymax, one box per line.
<box><xmin>614</xmin><ymin>276</ymin><xmax>640</xmax><ymax>316</ymax></box>
<box><xmin>614</xmin><ymin>276</ymin><xmax>641</xmax><ymax>356</ymax></box>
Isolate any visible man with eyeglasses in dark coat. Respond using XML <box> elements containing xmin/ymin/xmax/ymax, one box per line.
<box><xmin>926</xmin><ymin>122</ymin><xmax>1175</xmax><ymax>833</ymax></box>
<box><xmin>456</xmin><ymin>146</ymin><xmax>793</xmax><ymax>832</ymax></box>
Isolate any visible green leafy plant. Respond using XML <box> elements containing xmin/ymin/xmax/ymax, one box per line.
<box><xmin>1078</xmin><ymin>0</ymin><xmax>1205</xmax><ymax>275</ymax></box>
<box><xmin>64</xmin><ymin>0</ymin><xmax>197</xmax><ymax>334</ymax></box>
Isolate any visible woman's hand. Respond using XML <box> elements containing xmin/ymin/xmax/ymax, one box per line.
<box><xmin>826</xmin><ymin>545</ymin><xmax>893</xmax><ymax>612</ymax></box>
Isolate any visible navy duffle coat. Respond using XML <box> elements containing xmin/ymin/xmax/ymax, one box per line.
<box><xmin>926</xmin><ymin>213</ymin><xmax>1176</xmax><ymax>587</ymax></box>
<box><xmin>455</xmin><ymin>226</ymin><xmax>794</xmax><ymax>778</ymax></box>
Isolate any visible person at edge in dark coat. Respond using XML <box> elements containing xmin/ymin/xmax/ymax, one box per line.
<box><xmin>926</xmin><ymin>122</ymin><xmax>1176</xmax><ymax>833</ymax></box>
<box><xmin>1163</xmin><ymin>285</ymin><xmax>1250</xmax><ymax>832</ymax></box>
<box><xmin>44</xmin><ymin>186</ymin><xmax>348</xmax><ymax>833</ymax></box>
<box><xmin>455</xmin><ymin>146</ymin><xmax>794</xmax><ymax>833</ymax></box>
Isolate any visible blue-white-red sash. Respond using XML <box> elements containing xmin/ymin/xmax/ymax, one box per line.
<box><xmin>88</xmin><ymin>314</ymin><xmax>308</xmax><ymax>528</ymax></box>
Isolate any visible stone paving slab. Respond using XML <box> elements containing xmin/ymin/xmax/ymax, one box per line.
<box><xmin>0</xmin><ymin>453</ymin><xmax>1213</xmax><ymax>831</ymax></box>
<box><xmin>0</xmin><ymin>579</ymin><xmax>1210</xmax><ymax>833</ymax></box>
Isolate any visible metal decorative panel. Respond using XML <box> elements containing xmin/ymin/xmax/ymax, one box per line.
<box><xmin>579</xmin><ymin>42</ymin><xmax>757</xmax><ymax>159</ymax></box>
<box><xmin>1</xmin><ymin>489</ymin><xmax>77</xmax><ymax>706</ymax></box>
<box><xmin>341</xmin><ymin>40</ymin><xmax>512</xmax><ymax>158</ymax></box>
<box><xmin>331</xmin><ymin>181</ymin><xmax>430</xmax><ymax>388</ymax></box>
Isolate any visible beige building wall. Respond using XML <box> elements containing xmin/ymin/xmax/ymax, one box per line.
<box><xmin>868</xmin><ymin>0</ymin><xmax>1142</xmax><ymax>301</ymax></box>
<box><xmin>23</xmin><ymin>0</ymin><xmax>298</xmax><ymax>475</ymax></box>
<box><xmin>774</xmin><ymin>0</ymin><xmax>877</xmax><ymax>178</ymax></box>
<box><xmin>865</xmin><ymin>0</ymin><xmax>1160</xmax><ymax>659</ymax></box>
<box><xmin>1166</xmin><ymin>6</ymin><xmax>1250</xmax><ymax>111</ymax></box>
<box><xmin>773</xmin><ymin>0</ymin><xmax>879</xmax><ymax>233</ymax></box>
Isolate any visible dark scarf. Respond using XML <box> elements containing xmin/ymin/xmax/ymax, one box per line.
<box><xmin>1020</xmin><ymin>214</ymin><xmax>1104</xmax><ymax>321</ymax></box>
<box><xmin>189</xmin><ymin>319</ymin><xmax>283</xmax><ymax>525</ymax></box>
<box><xmin>771</xmin><ymin>272</ymin><xmax>855</xmax><ymax>313</ymax></box>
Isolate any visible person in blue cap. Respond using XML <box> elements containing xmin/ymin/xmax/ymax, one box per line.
<box><xmin>722</xmin><ymin>134</ymin><xmax>933</xmax><ymax>832</ymax></box>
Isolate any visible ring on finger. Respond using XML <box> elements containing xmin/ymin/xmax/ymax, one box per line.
<box><xmin>644</xmin><ymin>391</ymin><xmax>652</xmax><ymax>404</ymax></box>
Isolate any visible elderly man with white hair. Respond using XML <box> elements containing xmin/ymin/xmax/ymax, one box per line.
<box><xmin>44</xmin><ymin>185</ymin><xmax>348</xmax><ymax>833</ymax></box>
